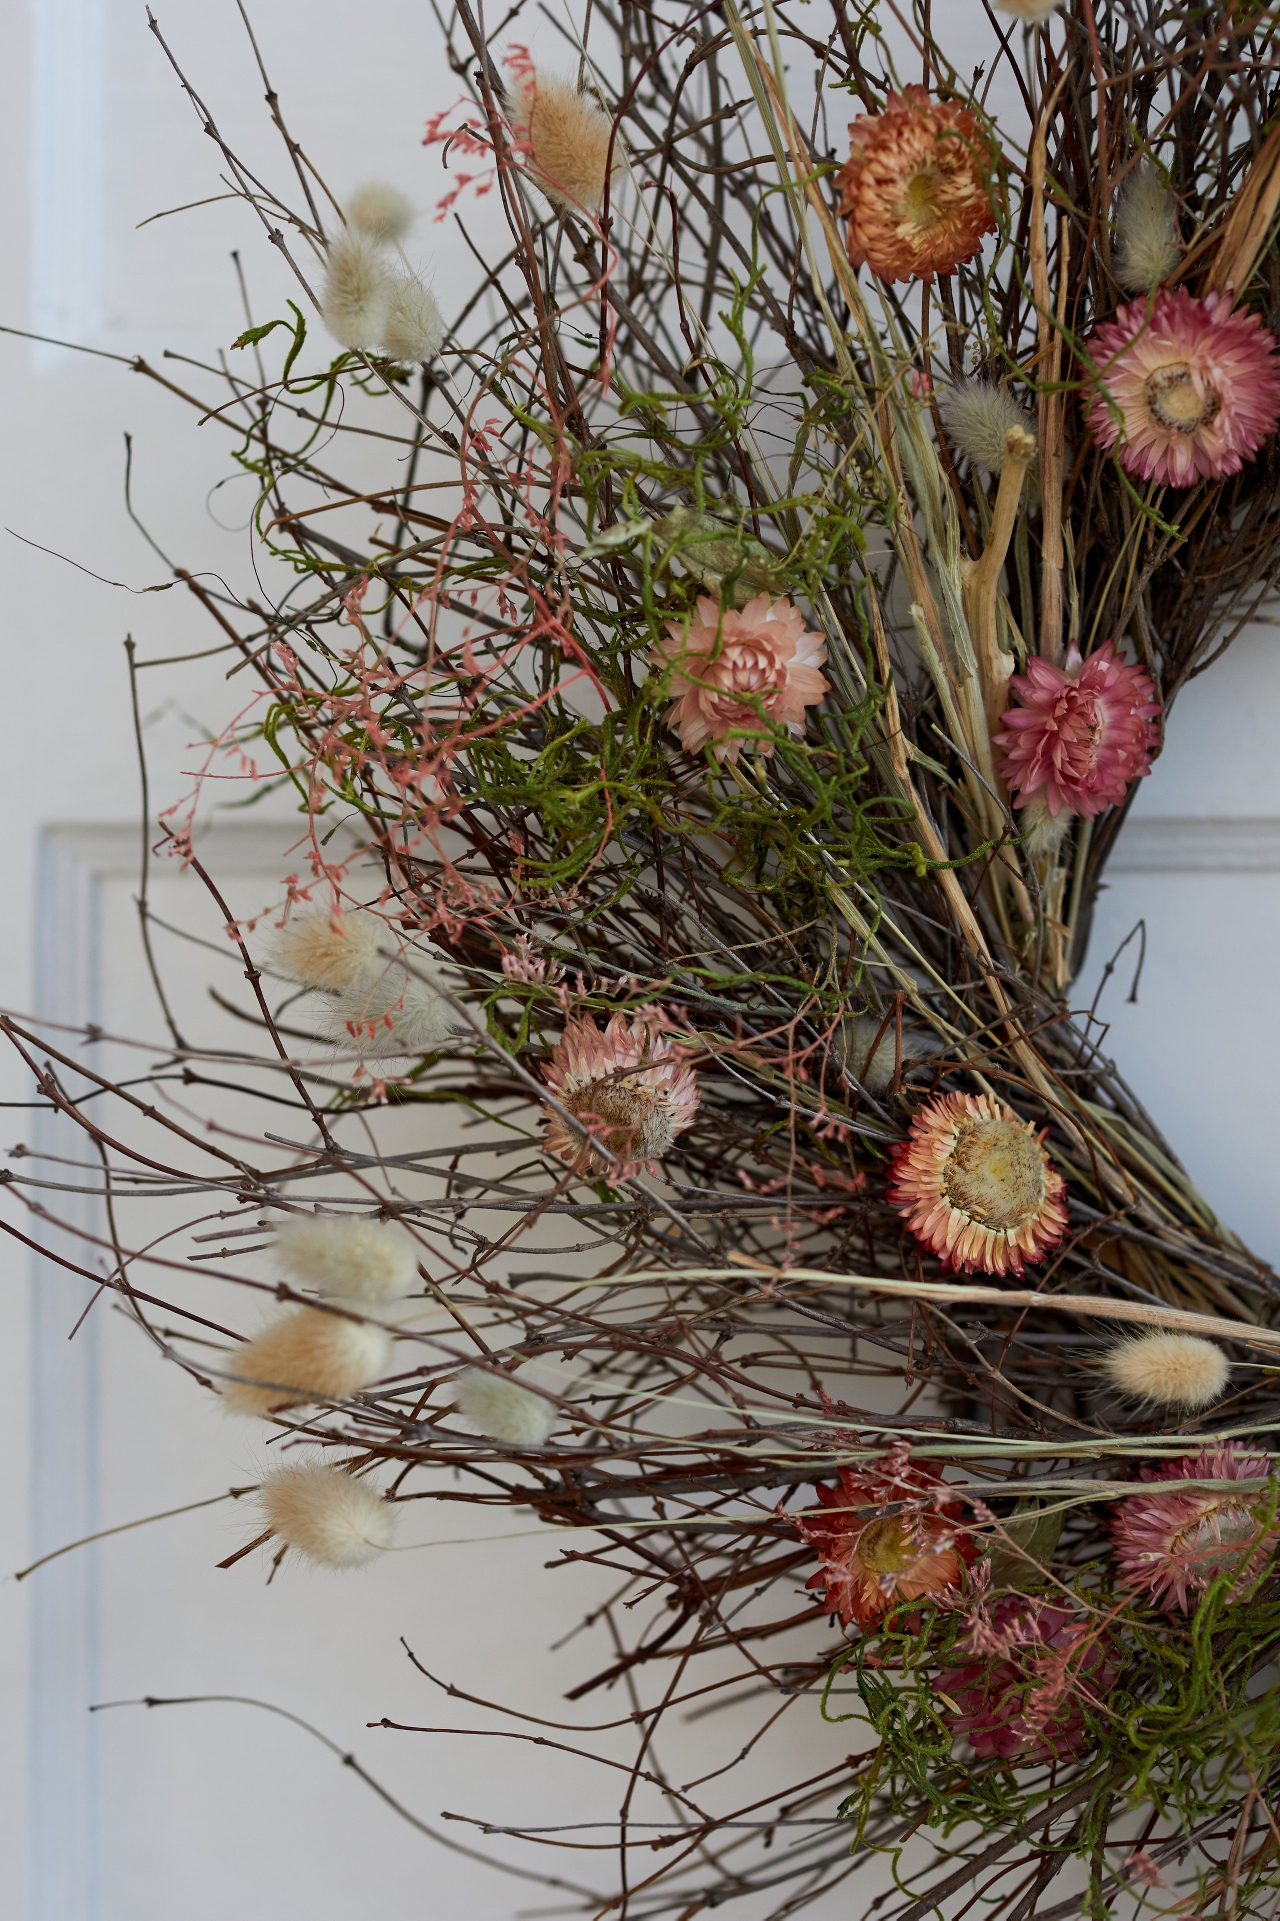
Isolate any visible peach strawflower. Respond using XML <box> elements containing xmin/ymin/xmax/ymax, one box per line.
<box><xmin>835</xmin><ymin>87</ymin><xmax>999</xmax><ymax>284</ymax></box>
<box><xmin>1086</xmin><ymin>289</ymin><xmax>1280</xmax><ymax>487</ymax></box>
<box><xmin>543</xmin><ymin>1012</ymin><xmax>699</xmax><ymax>1176</ymax></box>
<box><xmin>889</xmin><ymin>1091</ymin><xmax>1067</xmax><ymax>1278</ymax></box>
<box><xmin>1111</xmin><ymin>1444</ymin><xmax>1280</xmax><ymax>1615</ymax></box>
<box><xmin>649</xmin><ymin>593</ymin><xmax>828</xmax><ymax>762</ymax></box>
<box><xmin>996</xmin><ymin>641</ymin><xmax>1161</xmax><ymax>821</ymax></box>
<box><xmin>940</xmin><ymin>1599</ymin><xmax>1117</xmax><ymax>1762</ymax></box>
<box><xmin>793</xmin><ymin>1457</ymin><xmax>976</xmax><ymax>1629</ymax></box>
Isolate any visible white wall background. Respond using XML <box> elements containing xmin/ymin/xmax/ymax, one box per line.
<box><xmin>1</xmin><ymin>3</ymin><xmax>1278</xmax><ymax>1918</ymax></box>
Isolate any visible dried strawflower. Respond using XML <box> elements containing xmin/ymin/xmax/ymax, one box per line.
<box><xmin>259</xmin><ymin>1463</ymin><xmax>395</xmax><ymax>1569</ymax></box>
<box><xmin>275</xmin><ymin>1214</ymin><xmax>419</xmax><ymax>1304</ymax></box>
<box><xmin>456</xmin><ymin>1366</ymin><xmax>555</xmax><ymax>1446</ymax></box>
<box><xmin>649</xmin><ymin>593</ymin><xmax>829</xmax><ymax>762</ymax></box>
<box><xmin>940</xmin><ymin>1600</ymin><xmax>1116</xmax><ymax>1761</ymax></box>
<box><xmin>888</xmin><ymin>1090</ymin><xmax>1067</xmax><ymax>1279</ymax></box>
<box><xmin>382</xmin><ymin>275</ymin><xmax>445</xmax><ymax>364</ymax></box>
<box><xmin>327</xmin><ymin>955</ymin><xmax>456</xmax><ymax>1057</ymax></box>
<box><xmin>839</xmin><ymin>1013</ymin><xmax>935</xmax><ymax>1095</ymax></box>
<box><xmin>513</xmin><ymin>71</ymin><xmax>620</xmax><ymax>212</ymax></box>
<box><xmin>1112</xmin><ymin>1444</ymin><xmax>1280</xmax><ymax>1613</ymax></box>
<box><xmin>996</xmin><ymin>641</ymin><xmax>1161</xmax><ymax>820</ymax></box>
<box><xmin>345</xmin><ymin>181</ymin><xmax>414</xmax><ymax>244</ymax></box>
<box><xmin>835</xmin><ymin>87</ymin><xmax>999</xmax><ymax>284</ymax></box>
<box><xmin>321</xmin><ymin>232</ymin><xmax>395</xmax><ymax>350</ymax></box>
<box><xmin>221</xmin><ymin>1307</ymin><xmax>391</xmax><ymax>1415</ymax></box>
<box><xmin>793</xmin><ymin>1459</ymin><xmax>976</xmax><ymax>1629</ymax></box>
<box><xmin>939</xmin><ymin>381</ymin><xmax>1036</xmax><ymax>477</ymax></box>
<box><xmin>1102</xmin><ymin>1331</ymin><xmax>1230</xmax><ymax>1410</ymax></box>
<box><xmin>1114</xmin><ymin>161</ymin><xmax>1180</xmax><ymax>293</ymax></box>
<box><xmin>271</xmin><ymin>906</ymin><xmax>385</xmax><ymax>992</ymax></box>
<box><xmin>543</xmin><ymin>1012</ymin><xmax>699</xmax><ymax>1176</ymax></box>
<box><xmin>1086</xmin><ymin>288</ymin><xmax>1280</xmax><ymax>486</ymax></box>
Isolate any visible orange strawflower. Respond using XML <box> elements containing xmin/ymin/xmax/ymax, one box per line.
<box><xmin>888</xmin><ymin>1090</ymin><xmax>1067</xmax><ymax>1278</ymax></box>
<box><xmin>793</xmin><ymin>1457</ymin><xmax>976</xmax><ymax>1629</ymax></box>
<box><xmin>835</xmin><ymin>87</ymin><xmax>999</xmax><ymax>284</ymax></box>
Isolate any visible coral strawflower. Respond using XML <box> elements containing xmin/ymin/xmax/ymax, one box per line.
<box><xmin>835</xmin><ymin>87</ymin><xmax>998</xmax><ymax>284</ymax></box>
<box><xmin>940</xmin><ymin>1600</ymin><xmax>1117</xmax><ymax>1762</ymax></box>
<box><xmin>1111</xmin><ymin>1444</ymin><xmax>1280</xmax><ymax>1614</ymax></box>
<box><xmin>996</xmin><ymin>641</ymin><xmax>1161</xmax><ymax>821</ymax></box>
<box><xmin>793</xmin><ymin>1458</ymin><xmax>976</xmax><ymax>1629</ymax></box>
<box><xmin>889</xmin><ymin>1091</ymin><xmax>1067</xmax><ymax>1279</ymax></box>
<box><xmin>649</xmin><ymin>592</ymin><xmax>828</xmax><ymax>762</ymax></box>
<box><xmin>1086</xmin><ymin>288</ymin><xmax>1280</xmax><ymax>487</ymax></box>
<box><xmin>543</xmin><ymin>1012</ymin><xmax>699</xmax><ymax>1176</ymax></box>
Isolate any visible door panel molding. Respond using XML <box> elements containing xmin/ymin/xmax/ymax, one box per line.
<box><xmin>29</xmin><ymin>823</ymin><xmax>298</xmax><ymax>1921</ymax></box>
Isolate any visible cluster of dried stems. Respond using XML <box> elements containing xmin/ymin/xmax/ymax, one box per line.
<box><xmin>7</xmin><ymin>0</ymin><xmax>1280</xmax><ymax>1915</ymax></box>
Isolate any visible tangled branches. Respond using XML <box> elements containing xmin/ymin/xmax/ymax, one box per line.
<box><xmin>8</xmin><ymin>0</ymin><xmax>1280</xmax><ymax>1914</ymax></box>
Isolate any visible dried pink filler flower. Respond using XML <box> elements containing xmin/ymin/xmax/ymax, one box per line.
<box><xmin>1111</xmin><ymin>1444</ymin><xmax>1280</xmax><ymax>1615</ymax></box>
<box><xmin>996</xmin><ymin>641</ymin><xmax>1161</xmax><ymax>819</ymax></box>
<box><xmin>1086</xmin><ymin>288</ymin><xmax>1280</xmax><ymax>486</ymax></box>
<box><xmin>649</xmin><ymin>593</ymin><xmax>829</xmax><ymax>762</ymax></box>
<box><xmin>940</xmin><ymin>1599</ymin><xmax>1117</xmax><ymax>1762</ymax></box>
<box><xmin>544</xmin><ymin>1013</ymin><xmax>699</xmax><ymax>1175</ymax></box>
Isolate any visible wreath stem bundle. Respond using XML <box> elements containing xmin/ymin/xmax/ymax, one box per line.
<box><xmin>9</xmin><ymin>0</ymin><xmax>1280</xmax><ymax>1914</ymax></box>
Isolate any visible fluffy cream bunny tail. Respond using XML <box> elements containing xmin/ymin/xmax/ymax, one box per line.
<box><xmin>259</xmin><ymin>1463</ymin><xmax>395</xmax><ymax>1568</ymax></box>
<box><xmin>275</xmin><ymin>1214</ymin><xmax>419</xmax><ymax>1304</ymax></box>
<box><xmin>456</xmin><ymin>1367</ymin><xmax>556</xmax><ymax>1445</ymax></box>
<box><xmin>221</xmin><ymin>1308</ymin><xmax>392</xmax><ymax>1415</ymax></box>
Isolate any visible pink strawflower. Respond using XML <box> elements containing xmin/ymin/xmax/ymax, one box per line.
<box><xmin>940</xmin><ymin>1599</ymin><xmax>1117</xmax><ymax>1763</ymax></box>
<box><xmin>543</xmin><ymin>1012</ymin><xmax>699</xmax><ymax>1176</ymax></box>
<box><xmin>649</xmin><ymin>593</ymin><xmax>829</xmax><ymax>762</ymax></box>
<box><xmin>1111</xmin><ymin>1444</ymin><xmax>1280</xmax><ymax>1615</ymax></box>
<box><xmin>996</xmin><ymin>641</ymin><xmax>1161</xmax><ymax>820</ymax></box>
<box><xmin>1086</xmin><ymin>288</ymin><xmax>1280</xmax><ymax>487</ymax></box>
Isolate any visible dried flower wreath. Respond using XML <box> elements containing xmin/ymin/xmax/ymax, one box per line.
<box><xmin>8</xmin><ymin>0</ymin><xmax>1280</xmax><ymax>1914</ymax></box>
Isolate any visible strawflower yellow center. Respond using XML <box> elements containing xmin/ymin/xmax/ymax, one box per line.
<box><xmin>900</xmin><ymin>164</ymin><xmax>944</xmax><ymax>230</ymax></box>
<box><xmin>857</xmin><ymin>1516</ymin><xmax>913</xmax><ymax>1575</ymax></box>
<box><xmin>941</xmin><ymin>1118</ymin><xmax>1047</xmax><ymax>1232</ymax></box>
<box><xmin>1143</xmin><ymin>362</ymin><xmax>1220</xmax><ymax>435</ymax></box>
